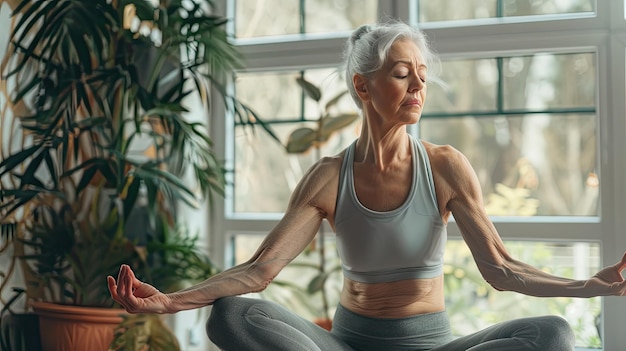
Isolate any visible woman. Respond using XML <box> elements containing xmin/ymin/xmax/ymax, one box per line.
<box><xmin>109</xmin><ymin>22</ymin><xmax>626</xmax><ymax>350</ymax></box>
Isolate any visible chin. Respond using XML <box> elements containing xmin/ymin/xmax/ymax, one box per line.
<box><xmin>406</xmin><ymin>114</ymin><xmax>422</xmax><ymax>125</ymax></box>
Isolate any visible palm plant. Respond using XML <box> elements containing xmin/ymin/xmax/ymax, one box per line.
<box><xmin>0</xmin><ymin>0</ymin><xmax>251</xmax><ymax>308</ymax></box>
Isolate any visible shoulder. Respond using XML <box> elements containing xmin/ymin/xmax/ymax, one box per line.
<box><xmin>420</xmin><ymin>140</ymin><xmax>482</xmax><ymax>206</ymax></box>
<box><xmin>286</xmin><ymin>149</ymin><xmax>346</xmax><ymax>217</ymax></box>
<box><xmin>420</xmin><ymin>140</ymin><xmax>472</xmax><ymax>176</ymax></box>
<box><xmin>301</xmin><ymin>150</ymin><xmax>345</xmax><ymax>186</ymax></box>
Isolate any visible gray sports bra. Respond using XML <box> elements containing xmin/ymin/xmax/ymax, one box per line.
<box><xmin>334</xmin><ymin>135</ymin><xmax>447</xmax><ymax>283</ymax></box>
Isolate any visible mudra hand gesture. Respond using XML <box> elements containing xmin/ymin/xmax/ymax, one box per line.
<box><xmin>108</xmin><ymin>264</ymin><xmax>171</xmax><ymax>313</ymax></box>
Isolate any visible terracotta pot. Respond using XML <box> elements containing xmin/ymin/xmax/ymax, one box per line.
<box><xmin>313</xmin><ymin>317</ymin><xmax>333</xmax><ymax>331</ymax></box>
<box><xmin>30</xmin><ymin>301</ymin><xmax>126</xmax><ymax>351</ymax></box>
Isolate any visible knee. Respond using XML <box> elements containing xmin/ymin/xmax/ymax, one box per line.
<box><xmin>538</xmin><ymin>315</ymin><xmax>575</xmax><ymax>350</ymax></box>
<box><xmin>206</xmin><ymin>296</ymin><xmax>241</xmax><ymax>345</ymax></box>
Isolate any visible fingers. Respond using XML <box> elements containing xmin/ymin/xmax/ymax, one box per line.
<box><xmin>119</xmin><ymin>264</ymin><xmax>141</xmax><ymax>287</ymax></box>
<box><xmin>107</xmin><ymin>275</ymin><xmax>118</xmax><ymax>299</ymax></box>
<box><xmin>121</xmin><ymin>265</ymin><xmax>137</xmax><ymax>304</ymax></box>
<box><xmin>615</xmin><ymin>279</ymin><xmax>626</xmax><ymax>296</ymax></box>
<box><xmin>126</xmin><ymin>264</ymin><xmax>138</xmax><ymax>279</ymax></box>
<box><xmin>108</xmin><ymin>271</ymin><xmax>133</xmax><ymax>311</ymax></box>
<box><xmin>109</xmin><ymin>265</ymin><xmax>140</xmax><ymax>312</ymax></box>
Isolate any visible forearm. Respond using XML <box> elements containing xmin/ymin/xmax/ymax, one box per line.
<box><xmin>479</xmin><ymin>258</ymin><xmax>595</xmax><ymax>298</ymax></box>
<box><xmin>166</xmin><ymin>256</ymin><xmax>290</xmax><ymax>312</ymax></box>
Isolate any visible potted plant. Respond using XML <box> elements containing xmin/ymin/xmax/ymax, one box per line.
<box><xmin>0</xmin><ymin>0</ymin><xmax>251</xmax><ymax>349</ymax></box>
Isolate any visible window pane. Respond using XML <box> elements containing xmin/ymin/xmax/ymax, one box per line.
<box><xmin>234</xmin><ymin>0</ymin><xmax>378</xmax><ymax>39</ymax></box>
<box><xmin>418</xmin><ymin>0</ymin><xmax>594</xmax><ymax>23</ymax></box>
<box><xmin>421</xmin><ymin>114</ymin><xmax>598</xmax><ymax>216</ymax></box>
<box><xmin>233</xmin><ymin>235</ymin><xmax>602</xmax><ymax>348</ymax></box>
<box><xmin>425</xmin><ymin>59</ymin><xmax>498</xmax><ymax>114</ymax></box>
<box><xmin>502</xmin><ymin>0</ymin><xmax>594</xmax><ymax>17</ymax></box>
<box><xmin>418</xmin><ymin>0</ymin><xmax>497</xmax><ymax>23</ymax></box>
<box><xmin>503</xmin><ymin>53</ymin><xmax>595</xmax><ymax>111</ymax></box>
<box><xmin>235</xmin><ymin>0</ymin><xmax>300</xmax><ymax>38</ymax></box>
<box><xmin>235</xmin><ymin>71</ymin><xmax>303</xmax><ymax>121</ymax></box>
<box><xmin>234</xmin><ymin>124</ymin><xmax>306</xmax><ymax>213</ymax></box>
<box><xmin>304</xmin><ymin>0</ymin><xmax>378</xmax><ymax>35</ymax></box>
<box><xmin>233</xmin><ymin>68</ymin><xmax>360</xmax><ymax>214</ymax></box>
<box><xmin>233</xmin><ymin>123</ymin><xmax>359</xmax><ymax>213</ymax></box>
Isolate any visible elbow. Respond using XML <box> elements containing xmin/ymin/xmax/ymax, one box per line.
<box><xmin>478</xmin><ymin>261</ymin><xmax>519</xmax><ymax>292</ymax></box>
<box><xmin>245</xmin><ymin>261</ymin><xmax>283</xmax><ymax>293</ymax></box>
<box><xmin>254</xmin><ymin>272</ymin><xmax>275</xmax><ymax>293</ymax></box>
<box><xmin>243</xmin><ymin>246</ymin><xmax>291</xmax><ymax>293</ymax></box>
<box><xmin>484</xmin><ymin>275</ymin><xmax>509</xmax><ymax>292</ymax></box>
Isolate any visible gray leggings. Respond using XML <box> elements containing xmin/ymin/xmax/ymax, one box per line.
<box><xmin>206</xmin><ymin>296</ymin><xmax>575</xmax><ymax>351</ymax></box>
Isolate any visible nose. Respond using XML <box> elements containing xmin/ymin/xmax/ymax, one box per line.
<box><xmin>408</xmin><ymin>73</ymin><xmax>425</xmax><ymax>93</ymax></box>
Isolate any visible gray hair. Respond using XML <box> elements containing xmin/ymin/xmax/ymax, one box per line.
<box><xmin>343</xmin><ymin>22</ymin><xmax>439</xmax><ymax>109</ymax></box>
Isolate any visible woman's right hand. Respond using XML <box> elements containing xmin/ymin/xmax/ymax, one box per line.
<box><xmin>107</xmin><ymin>264</ymin><xmax>174</xmax><ymax>314</ymax></box>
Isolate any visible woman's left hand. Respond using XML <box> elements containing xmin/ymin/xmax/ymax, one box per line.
<box><xmin>584</xmin><ymin>252</ymin><xmax>626</xmax><ymax>296</ymax></box>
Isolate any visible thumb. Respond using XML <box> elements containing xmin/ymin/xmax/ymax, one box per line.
<box><xmin>107</xmin><ymin>276</ymin><xmax>119</xmax><ymax>299</ymax></box>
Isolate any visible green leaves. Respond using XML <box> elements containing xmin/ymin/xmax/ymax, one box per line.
<box><xmin>2</xmin><ymin>0</ymin><xmax>234</xmax><ymax>216</ymax></box>
<box><xmin>285</xmin><ymin>78</ymin><xmax>359</xmax><ymax>154</ymax></box>
<box><xmin>1</xmin><ymin>0</ymin><xmax>235</xmax><ymax>309</ymax></box>
<box><xmin>285</xmin><ymin>127</ymin><xmax>317</xmax><ymax>154</ymax></box>
<box><xmin>285</xmin><ymin>113</ymin><xmax>360</xmax><ymax>153</ymax></box>
<box><xmin>109</xmin><ymin>313</ymin><xmax>181</xmax><ymax>351</ymax></box>
<box><xmin>296</xmin><ymin>77</ymin><xmax>322</xmax><ymax>102</ymax></box>
<box><xmin>11</xmin><ymin>0</ymin><xmax>118</xmax><ymax>76</ymax></box>
<box><xmin>142</xmin><ymin>220</ymin><xmax>219</xmax><ymax>293</ymax></box>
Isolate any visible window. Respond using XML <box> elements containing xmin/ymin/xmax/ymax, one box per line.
<box><xmin>209</xmin><ymin>1</ymin><xmax>626</xmax><ymax>350</ymax></box>
<box><xmin>422</xmin><ymin>52</ymin><xmax>598</xmax><ymax>217</ymax></box>
<box><xmin>232</xmin><ymin>68</ymin><xmax>359</xmax><ymax>214</ymax></box>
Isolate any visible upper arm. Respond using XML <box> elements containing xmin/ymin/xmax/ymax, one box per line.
<box><xmin>430</xmin><ymin>146</ymin><xmax>513</xmax><ymax>285</ymax></box>
<box><xmin>245</xmin><ymin>157</ymin><xmax>340</xmax><ymax>282</ymax></box>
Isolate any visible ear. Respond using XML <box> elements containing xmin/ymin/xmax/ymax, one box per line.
<box><xmin>353</xmin><ymin>74</ymin><xmax>369</xmax><ymax>101</ymax></box>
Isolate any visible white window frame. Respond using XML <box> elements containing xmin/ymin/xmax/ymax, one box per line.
<box><xmin>207</xmin><ymin>1</ymin><xmax>626</xmax><ymax>350</ymax></box>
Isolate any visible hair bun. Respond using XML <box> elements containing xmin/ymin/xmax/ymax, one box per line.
<box><xmin>350</xmin><ymin>24</ymin><xmax>372</xmax><ymax>45</ymax></box>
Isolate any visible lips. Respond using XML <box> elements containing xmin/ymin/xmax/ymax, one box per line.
<box><xmin>403</xmin><ymin>99</ymin><xmax>421</xmax><ymax>107</ymax></box>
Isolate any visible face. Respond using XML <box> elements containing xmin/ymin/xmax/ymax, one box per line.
<box><xmin>357</xmin><ymin>39</ymin><xmax>428</xmax><ymax>126</ymax></box>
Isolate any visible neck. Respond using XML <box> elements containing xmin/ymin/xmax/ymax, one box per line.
<box><xmin>355</xmin><ymin>116</ymin><xmax>411</xmax><ymax>171</ymax></box>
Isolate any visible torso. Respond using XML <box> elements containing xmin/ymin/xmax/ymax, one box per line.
<box><xmin>339</xmin><ymin>275</ymin><xmax>445</xmax><ymax>318</ymax></box>
<box><xmin>322</xmin><ymin>138</ymin><xmax>451</xmax><ymax>319</ymax></box>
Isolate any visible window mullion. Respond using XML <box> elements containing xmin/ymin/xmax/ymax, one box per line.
<box><xmin>496</xmin><ymin>57</ymin><xmax>504</xmax><ymax>114</ymax></box>
<box><xmin>299</xmin><ymin>0</ymin><xmax>305</xmax><ymax>34</ymax></box>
